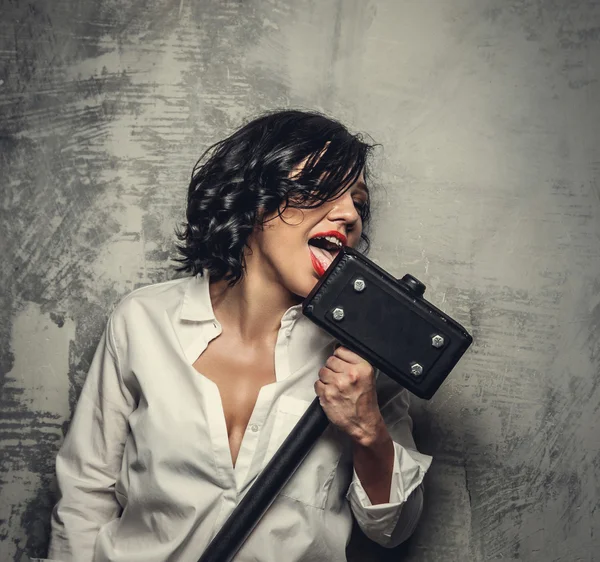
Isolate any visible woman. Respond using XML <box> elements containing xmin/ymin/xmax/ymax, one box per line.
<box><xmin>44</xmin><ymin>110</ymin><xmax>432</xmax><ymax>562</ymax></box>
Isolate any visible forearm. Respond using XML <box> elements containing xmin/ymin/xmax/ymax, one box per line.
<box><xmin>48</xmin><ymin>314</ymin><xmax>134</xmax><ymax>560</ymax></box>
<box><xmin>345</xmin><ymin>379</ymin><xmax>432</xmax><ymax>547</ymax></box>
<box><xmin>348</xmin><ymin>435</ymin><xmax>430</xmax><ymax>547</ymax></box>
<box><xmin>351</xmin><ymin>419</ymin><xmax>395</xmax><ymax>505</ymax></box>
<box><xmin>48</xmin><ymin>396</ymin><xmax>124</xmax><ymax>561</ymax></box>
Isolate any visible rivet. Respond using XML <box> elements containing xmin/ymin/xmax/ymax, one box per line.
<box><xmin>410</xmin><ymin>363</ymin><xmax>423</xmax><ymax>377</ymax></box>
<box><xmin>431</xmin><ymin>335</ymin><xmax>445</xmax><ymax>348</ymax></box>
<box><xmin>332</xmin><ymin>307</ymin><xmax>345</xmax><ymax>321</ymax></box>
<box><xmin>353</xmin><ymin>278</ymin><xmax>366</xmax><ymax>292</ymax></box>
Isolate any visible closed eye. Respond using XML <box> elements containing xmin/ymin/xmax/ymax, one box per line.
<box><xmin>353</xmin><ymin>199</ymin><xmax>368</xmax><ymax>216</ymax></box>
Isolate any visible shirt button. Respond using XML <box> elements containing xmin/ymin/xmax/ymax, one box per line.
<box><xmin>249</xmin><ymin>424</ymin><xmax>259</xmax><ymax>433</ymax></box>
<box><xmin>289</xmin><ymin>310</ymin><xmax>298</xmax><ymax>320</ymax></box>
<box><xmin>285</xmin><ymin>329</ymin><xmax>292</xmax><ymax>337</ymax></box>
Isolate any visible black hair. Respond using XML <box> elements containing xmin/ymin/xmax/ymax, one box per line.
<box><xmin>175</xmin><ymin>109</ymin><xmax>376</xmax><ymax>285</ymax></box>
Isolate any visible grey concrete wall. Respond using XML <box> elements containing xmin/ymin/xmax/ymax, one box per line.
<box><xmin>1</xmin><ymin>1</ymin><xmax>599</xmax><ymax>560</ymax></box>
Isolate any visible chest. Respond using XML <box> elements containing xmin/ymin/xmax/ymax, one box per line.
<box><xmin>192</xmin><ymin>333</ymin><xmax>276</xmax><ymax>465</ymax></box>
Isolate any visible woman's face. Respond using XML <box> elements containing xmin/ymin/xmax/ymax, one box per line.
<box><xmin>246</xmin><ymin>172</ymin><xmax>369</xmax><ymax>299</ymax></box>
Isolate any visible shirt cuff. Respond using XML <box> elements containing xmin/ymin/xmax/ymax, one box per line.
<box><xmin>346</xmin><ymin>441</ymin><xmax>432</xmax><ymax>537</ymax></box>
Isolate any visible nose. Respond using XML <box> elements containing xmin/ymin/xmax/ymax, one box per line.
<box><xmin>328</xmin><ymin>190</ymin><xmax>361</xmax><ymax>230</ymax></box>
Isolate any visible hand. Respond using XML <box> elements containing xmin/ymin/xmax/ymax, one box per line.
<box><xmin>314</xmin><ymin>346</ymin><xmax>388</xmax><ymax>446</ymax></box>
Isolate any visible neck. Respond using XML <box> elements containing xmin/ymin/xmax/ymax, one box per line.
<box><xmin>209</xmin><ymin>262</ymin><xmax>302</xmax><ymax>344</ymax></box>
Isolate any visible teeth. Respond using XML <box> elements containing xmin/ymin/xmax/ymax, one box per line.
<box><xmin>311</xmin><ymin>235</ymin><xmax>342</xmax><ymax>247</ymax></box>
<box><xmin>324</xmin><ymin>235</ymin><xmax>342</xmax><ymax>247</ymax></box>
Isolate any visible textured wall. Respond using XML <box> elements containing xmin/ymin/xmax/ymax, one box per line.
<box><xmin>1</xmin><ymin>1</ymin><xmax>599</xmax><ymax>561</ymax></box>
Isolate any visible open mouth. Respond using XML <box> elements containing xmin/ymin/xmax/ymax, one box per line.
<box><xmin>308</xmin><ymin>232</ymin><xmax>346</xmax><ymax>277</ymax></box>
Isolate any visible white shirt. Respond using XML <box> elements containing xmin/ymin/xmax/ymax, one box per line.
<box><xmin>44</xmin><ymin>273</ymin><xmax>432</xmax><ymax>562</ymax></box>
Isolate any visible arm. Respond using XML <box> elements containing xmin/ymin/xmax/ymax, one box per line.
<box><xmin>315</xmin><ymin>347</ymin><xmax>432</xmax><ymax>548</ymax></box>
<box><xmin>47</xmin><ymin>313</ymin><xmax>136</xmax><ymax>562</ymax></box>
<box><xmin>346</xmin><ymin>375</ymin><xmax>432</xmax><ymax>547</ymax></box>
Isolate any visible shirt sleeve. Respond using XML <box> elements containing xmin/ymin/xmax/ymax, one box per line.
<box><xmin>346</xmin><ymin>370</ymin><xmax>432</xmax><ymax>548</ymax></box>
<box><xmin>47</xmin><ymin>312</ymin><xmax>136</xmax><ymax>562</ymax></box>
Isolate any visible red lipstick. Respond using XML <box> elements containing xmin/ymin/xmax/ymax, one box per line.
<box><xmin>308</xmin><ymin>230</ymin><xmax>347</xmax><ymax>277</ymax></box>
<box><xmin>309</xmin><ymin>230</ymin><xmax>348</xmax><ymax>245</ymax></box>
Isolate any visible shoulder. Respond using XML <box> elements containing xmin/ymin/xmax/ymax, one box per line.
<box><xmin>109</xmin><ymin>276</ymin><xmax>193</xmax><ymax>327</ymax></box>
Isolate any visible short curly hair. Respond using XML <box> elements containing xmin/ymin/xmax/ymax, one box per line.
<box><xmin>175</xmin><ymin>109</ymin><xmax>375</xmax><ymax>285</ymax></box>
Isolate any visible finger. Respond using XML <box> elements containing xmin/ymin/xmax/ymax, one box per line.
<box><xmin>333</xmin><ymin>345</ymin><xmax>364</xmax><ymax>364</ymax></box>
<box><xmin>314</xmin><ymin>379</ymin><xmax>337</xmax><ymax>403</ymax></box>
<box><xmin>314</xmin><ymin>379</ymin><xmax>327</xmax><ymax>396</ymax></box>
<box><xmin>318</xmin><ymin>366</ymin><xmax>337</xmax><ymax>384</ymax></box>
<box><xmin>315</xmin><ymin>379</ymin><xmax>337</xmax><ymax>403</ymax></box>
<box><xmin>325</xmin><ymin>355</ymin><xmax>346</xmax><ymax>373</ymax></box>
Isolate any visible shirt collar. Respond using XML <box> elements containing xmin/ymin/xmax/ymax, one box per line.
<box><xmin>180</xmin><ymin>272</ymin><xmax>216</xmax><ymax>322</ymax></box>
<box><xmin>179</xmin><ymin>272</ymin><xmax>304</xmax><ymax>323</ymax></box>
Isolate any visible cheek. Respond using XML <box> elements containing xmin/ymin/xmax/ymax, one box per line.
<box><xmin>279</xmin><ymin>207</ymin><xmax>307</xmax><ymax>227</ymax></box>
<box><xmin>349</xmin><ymin>224</ymin><xmax>363</xmax><ymax>248</ymax></box>
<box><xmin>263</xmin><ymin>226</ymin><xmax>308</xmax><ymax>267</ymax></box>
<box><xmin>273</xmin><ymin>210</ymin><xmax>312</xmax><ymax>249</ymax></box>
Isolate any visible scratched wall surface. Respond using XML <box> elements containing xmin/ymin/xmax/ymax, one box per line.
<box><xmin>1</xmin><ymin>0</ymin><xmax>599</xmax><ymax>561</ymax></box>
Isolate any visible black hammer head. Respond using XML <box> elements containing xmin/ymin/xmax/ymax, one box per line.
<box><xmin>302</xmin><ymin>247</ymin><xmax>473</xmax><ymax>399</ymax></box>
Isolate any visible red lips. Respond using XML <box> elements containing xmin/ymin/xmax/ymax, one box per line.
<box><xmin>309</xmin><ymin>230</ymin><xmax>348</xmax><ymax>245</ymax></box>
<box><xmin>308</xmin><ymin>230</ymin><xmax>347</xmax><ymax>277</ymax></box>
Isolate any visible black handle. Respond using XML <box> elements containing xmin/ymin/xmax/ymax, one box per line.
<box><xmin>198</xmin><ymin>397</ymin><xmax>330</xmax><ymax>562</ymax></box>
